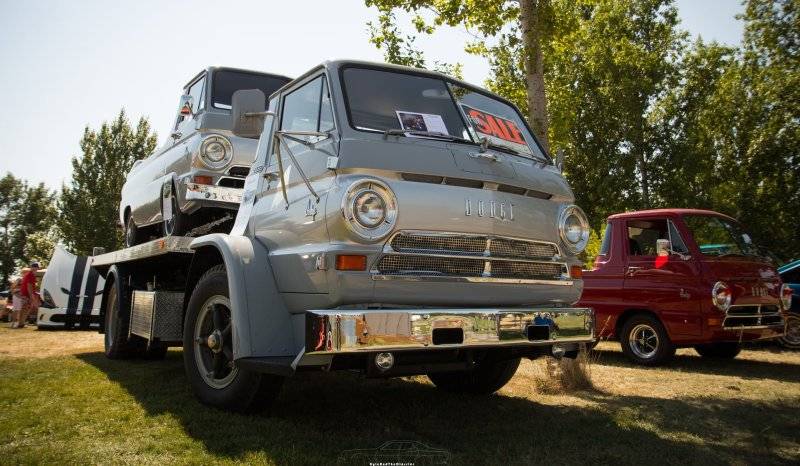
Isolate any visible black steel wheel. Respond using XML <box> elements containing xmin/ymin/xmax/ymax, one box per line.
<box><xmin>103</xmin><ymin>272</ymin><xmax>142</xmax><ymax>359</ymax></box>
<box><xmin>427</xmin><ymin>357</ymin><xmax>520</xmax><ymax>395</ymax></box>
<box><xmin>183</xmin><ymin>265</ymin><xmax>283</xmax><ymax>412</ymax></box>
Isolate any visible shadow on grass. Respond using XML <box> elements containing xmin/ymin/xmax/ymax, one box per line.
<box><xmin>77</xmin><ymin>351</ymin><xmax>798</xmax><ymax>465</ymax></box>
<box><xmin>591</xmin><ymin>347</ymin><xmax>800</xmax><ymax>383</ymax></box>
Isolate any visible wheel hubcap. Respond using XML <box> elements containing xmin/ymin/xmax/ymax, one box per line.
<box><xmin>193</xmin><ymin>295</ymin><xmax>237</xmax><ymax>389</ymax></box>
<box><xmin>629</xmin><ymin>324</ymin><xmax>659</xmax><ymax>359</ymax></box>
<box><xmin>785</xmin><ymin>316</ymin><xmax>800</xmax><ymax>345</ymax></box>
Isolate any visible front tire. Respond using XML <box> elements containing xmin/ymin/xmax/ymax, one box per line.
<box><xmin>183</xmin><ymin>265</ymin><xmax>283</xmax><ymax>412</ymax></box>
<box><xmin>619</xmin><ymin>314</ymin><xmax>675</xmax><ymax>366</ymax></box>
<box><xmin>163</xmin><ymin>183</ymin><xmax>189</xmax><ymax>237</ymax></box>
<box><xmin>427</xmin><ymin>357</ymin><xmax>520</xmax><ymax>395</ymax></box>
<box><xmin>694</xmin><ymin>342</ymin><xmax>741</xmax><ymax>359</ymax></box>
<box><xmin>124</xmin><ymin>215</ymin><xmax>142</xmax><ymax>248</ymax></box>
<box><xmin>778</xmin><ymin>313</ymin><xmax>800</xmax><ymax>349</ymax></box>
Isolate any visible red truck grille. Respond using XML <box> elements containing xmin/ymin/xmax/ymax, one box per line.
<box><xmin>723</xmin><ymin>304</ymin><xmax>783</xmax><ymax>329</ymax></box>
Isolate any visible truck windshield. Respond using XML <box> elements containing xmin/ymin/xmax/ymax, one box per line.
<box><xmin>342</xmin><ymin>67</ymin><xmax>548</xmax><ymax>161</ymax></box>
<box><xmin>683</xmin><ymin>215</ymin><xmax>766</xmax><ymax>259</ymax></box>
<box><xmin>212</xmin><ymin>70</ymin><xmax>291</xmax><ymax>110</ymax></box>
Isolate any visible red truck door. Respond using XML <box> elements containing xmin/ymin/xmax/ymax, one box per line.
<box><xmin>623</xmin><ymin>217</ymin><xmax>703</xmax><ymax>337</ymax></box>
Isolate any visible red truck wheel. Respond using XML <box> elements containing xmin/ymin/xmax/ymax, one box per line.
<box><xmin>619</xmin><ymin>314</ymin><xmax>675</xmax><ymax>366</ymax></box>
<box><xmin>694</xmin><ymin>342</ymin><xmax>741</xmax><ymax>359</ymax></box>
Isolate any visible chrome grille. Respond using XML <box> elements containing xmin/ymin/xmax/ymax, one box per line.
<box><xmin>391</xmin><ymin>233</ymin><xmax>486</xmax><ymax>255</ymax></box>
<box><xmin>376</xmin><ymin>231</ymin><xmax>569</xmax><ymax>283</ymax></box>
<box><xmin>378</xmin><ymin>255</ymin><xmax>485</xmax><ymax>277</ymax></box>
<box><xmin>490</xmin><ymin>237</ymin><xmax>558</xmax><ymax>258</ymax></box>
<box><xmin>723</xmin><ymin>304</ymin><xmax>784</xmax><ymax>329</ymax></box>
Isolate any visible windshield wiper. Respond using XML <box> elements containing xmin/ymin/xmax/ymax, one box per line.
<box><xmin>382</xmin><ymin>128</ymin><xmax>461</xmax><ymax>141</ymax></box>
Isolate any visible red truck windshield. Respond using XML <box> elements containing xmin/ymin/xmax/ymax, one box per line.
<box><xmin>683</xmin><ymin>215</ymin><xmax>766</xmax><ymax>259</ymax></box>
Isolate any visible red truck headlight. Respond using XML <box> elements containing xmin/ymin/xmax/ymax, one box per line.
<box><xmin>712</xmin><ymin>281</ymin><xmax>732</xmax><ymax>311</ymax></box>
<box><xmin>781</xmin><ymin>284</ymin><xmax>792</xmax><ymax>310</ymax></box>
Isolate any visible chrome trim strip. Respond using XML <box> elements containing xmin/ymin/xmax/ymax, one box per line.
<box><xmin>305</xmin><ymin>307</ymin><xmax>594</xmax><ymax>354</ymax></box>
<box><xmin>370</xmin><ymin>274</ymin><xmax>575</xmax><ymax>286</ymax></box>
<box><xmin>379</xmin><ymin>250</ymin><xmax>566</xmax><ymax>264</ymax></box>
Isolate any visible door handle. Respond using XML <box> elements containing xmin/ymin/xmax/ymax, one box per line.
<box><xmin>626</xmin><ymin>266</ymin><xmax>643</xmax><ymax>276</ymax></box>
<box><xmin>170</xmin><ymin>131</ymin><xmax>182</xmax><ymax>140</ymax></box>
<box><xmin>263</xmin><ymin>172</ymin><xmax>280</xmax><ymax>181</ymax></box>
<box><xmin>469</xmin><ymin>152</ymin><xmax>500</xmax><ymax>162</ymax></box>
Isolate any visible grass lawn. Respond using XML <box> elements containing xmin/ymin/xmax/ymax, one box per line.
<box><xmin>1</xmin><ymin>326</ymin><xmax>799</xmax><ymax>465</ymax></box>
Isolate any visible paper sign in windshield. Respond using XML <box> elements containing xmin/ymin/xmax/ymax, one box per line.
<box><xmin>396</xmin><ymin>111</ymin><xmax>449</xmax><ymax>135</ymax></box>
<box><xmin>461</xmin><ymin>104</ymin><xmax>532</xmax><ymax>155</ymax></box>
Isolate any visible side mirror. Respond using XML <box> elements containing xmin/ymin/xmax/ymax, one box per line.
<box><xmin>231</xmin><ymin>89</ymin><xmax>267</xmax><ymax>139</ymax></box>
<box><xmin>178</xmin><ymin>94</ymin><xmax>194</xmax><ymax>117</ymax></box>
<box><xmin>556</xmin><ymin>149</ymin><xmax>565</xmax><ymax>171</ymax></box>
<box><xmin>656</xmin><ymin>239</ymin><xmax>671</xmax><ymax>257</ymax></box>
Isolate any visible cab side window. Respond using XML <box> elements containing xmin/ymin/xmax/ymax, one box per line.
<box><xmin>599</xmin><ymin>222</ymin><xmax>612</xmax><ymax>256</ymax></box>
<box><xmin>281</xmin><ymin>76</ymin><xmax>323</xmax><ymax>134</ymax></box>
<box><xmin>627</xmin><ymin>219</ymin><xmax>668</xmax><ymax>257</ymax></box>
<box><xmin>187</xmin><ymin>75</ymin><xmax>206</xmax><ymax>113</ymax></box>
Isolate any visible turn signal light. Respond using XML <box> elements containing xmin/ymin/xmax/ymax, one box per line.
<box><xmin>707</xmin><ymin>317</ymin><xmax>722</xmax><ymax>327</ymax></box>
<box><xmin>335</xmin><ymin>255</ymin><xmax>367</xmax><ymax>271</ymax></box>
<box><xmin>193</xmin><ymin>175</ymin><xmax>213</xmax><ymax>185</ymax></box>
<box><xmin>570</xmin><ymin>266</ymin><xmax>583</xmax><ymax>279</ymax></box>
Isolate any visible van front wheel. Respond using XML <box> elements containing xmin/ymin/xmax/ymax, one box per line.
<box><xmin>183</xmin><ymin>265</ymin><xmax>283</xmax><ymax>412</ymax></box>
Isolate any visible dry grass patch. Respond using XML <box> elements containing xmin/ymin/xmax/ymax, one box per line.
<box><xmin>530</xmin><ymin>350</ymin><xmax>594</xmax><ymax>394</ymax></box>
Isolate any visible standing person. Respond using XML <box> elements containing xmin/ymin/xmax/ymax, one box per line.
<box><xmin>8</xmin><ymin>277</ymin><xmax>23</xmax><ymax>326</ymax></box>
<box><xmin>15</xmin><ymin>262</ymin><xmax>41</xmax><ymax>328</ymax></box>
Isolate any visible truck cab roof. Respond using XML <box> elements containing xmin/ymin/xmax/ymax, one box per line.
<box><xmin>607</xmin><ymin>208</ymin><xmax>736</xmax><ymax>222</ymax></box>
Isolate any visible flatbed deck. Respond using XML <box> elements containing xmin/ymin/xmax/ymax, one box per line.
<box><xmin>90</xmin><ymin>236</ymin><xmax>195</xmax><ymax>269</ymax></box>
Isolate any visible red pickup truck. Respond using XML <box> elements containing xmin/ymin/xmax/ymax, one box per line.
<box><xmin>579</xmin><ymin>209</ymin><xmax>790</xmax><ymax>365</ymax></box>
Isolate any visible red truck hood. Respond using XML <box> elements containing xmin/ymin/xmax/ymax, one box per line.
<box><xmin>702</xmin><ymin>258</ymin><xmax>782</xmax><ymax>305</ymax></box>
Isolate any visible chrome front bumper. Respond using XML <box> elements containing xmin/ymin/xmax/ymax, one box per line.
<box><xmin>305</xmin><ymin>308</ymin><xmax>594</xmax><ymax>354</ymax></box>
<box><xmin>185</xmin><ymin>183</ymin><xmax>242</xmax><ymax>204</ymax></box>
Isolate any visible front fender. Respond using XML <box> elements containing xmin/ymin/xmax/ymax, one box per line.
<box><xmin>189</xmin><ymin>234</ymin><xmax>296</xmax><ymax>360</ymax></box>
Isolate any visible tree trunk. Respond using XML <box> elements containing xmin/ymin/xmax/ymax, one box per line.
<box><xmin>519</xmin><ymin>0</ymin><xmax>550</xmax><ymax>154</ymax></box>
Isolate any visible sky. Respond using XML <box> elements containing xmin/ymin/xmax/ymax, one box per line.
<box><xmin>0</xmin><ymin>0</ymin><xmax>745</xmax><ymax>191</ymax></box>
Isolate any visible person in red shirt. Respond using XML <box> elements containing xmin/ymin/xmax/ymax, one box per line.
<box><xmin>14</xmin><ymin>262</ymin><xmax>40</xmax><ymax>328</ymax></box>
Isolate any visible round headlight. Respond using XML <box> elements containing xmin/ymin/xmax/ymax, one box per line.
<box><xmin>781</xmin><ymin>283</ymin><xmax>792</xmax><ymax>311</ymax></box>
<box><xmin>353</xmin><ymin>190</ymin><xmax>387</xmax><ymax>228</ymax></box>
<box><xmin>199</xmin><ymin>135</ymin><xmax>233</xmax><ymax>169</ymax></box>
<box><xmin>342</xmin><ymin>179</ymin><xmax>397</xmax><ymax>241</ymax></box>
<box><xmin>712</xmin><ymin>281</ymin><xmax>732</xmax><ymax>311</ymax></box>
<box><xmin>558</xmin><ymin>205</ymin><xmax>590</xmax><ymax>253</ymax></box>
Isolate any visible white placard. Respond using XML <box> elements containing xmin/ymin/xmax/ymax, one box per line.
<box><xmin>395</xmin><ymin>110</ymin><xmax>449</xmax><ymax>135</ymax></box>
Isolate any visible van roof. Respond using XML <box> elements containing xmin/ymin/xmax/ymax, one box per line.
<box><xmin>607</xmin><ymin>208</ymin><xmax>736</xmax><ymax>222</ymax></box>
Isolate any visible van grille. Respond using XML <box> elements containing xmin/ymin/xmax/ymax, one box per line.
<box><xmin>375</xmin><ymin>231</ymin><xmax>568</xmax><ymax>283</ymax></box>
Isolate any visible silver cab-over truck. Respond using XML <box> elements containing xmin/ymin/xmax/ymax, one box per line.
<box><xmin>119</xmin><ymin>67</ymin><xmax>291</xmax><ymax>247</ymax></box>
<box><xmin>92</xmin><ymin>60</ymin><xmax>594</xmax><ymax>412</ymax></box>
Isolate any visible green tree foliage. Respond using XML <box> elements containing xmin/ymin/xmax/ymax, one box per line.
<box><xmin>57</xmin><ymin>110</ymin><xmax>157</xmax><ymax>255</ymax></box>
<box><xmin>0</xmin><ymin>173</ymin><xmax>57</xmax><ymax>284</ymax></box>
<box><xmin>366</xmin><ymin>0</ymin><xmax>800</xmax><ymax>260</ymax></box>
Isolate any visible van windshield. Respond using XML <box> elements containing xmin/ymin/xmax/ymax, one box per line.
<box><xmin>342</xmin><ymin>67</ymin><xmax>548</xmax><ymax>161</ymax></box>
<box><xmin>212</xmin><ymin>70</ymin><xmax>291</xmax><ymax>110</ymax></box>
<box><xmin>683</xmin><ymin>215</ymin><xmax>766</xmax><ymax>259</ymax></box>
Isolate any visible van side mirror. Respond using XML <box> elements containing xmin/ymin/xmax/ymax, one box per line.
<box><xmin>231</xmin><ymin>89</ymin><xmax>267</xmax><ymax>139</ymax></box>
<box><xmin>178</xmin><ymin>94</ymin><xmax>194</xmax><ymax>117</ymax></box>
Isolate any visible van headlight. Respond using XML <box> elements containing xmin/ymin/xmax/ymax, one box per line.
<box><xmin>199</xmin><ymin>135</ymin><xmax>233</xmax><ymax>169</ymax></box>
<box><xmin>558</xmin><ymin>205</ymin><xmax>590</xmax><ymax>253</ymax></box>
<box><xmin>342</xmin><ymin>179</ymin><xmax>397</xmax><ymax>241</ymax></box>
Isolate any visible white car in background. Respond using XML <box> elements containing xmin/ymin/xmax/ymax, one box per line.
<box><xmin>39</xmin><ymin>245</ymin><xmax>104</xmax><ymax>329</ymax></box>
